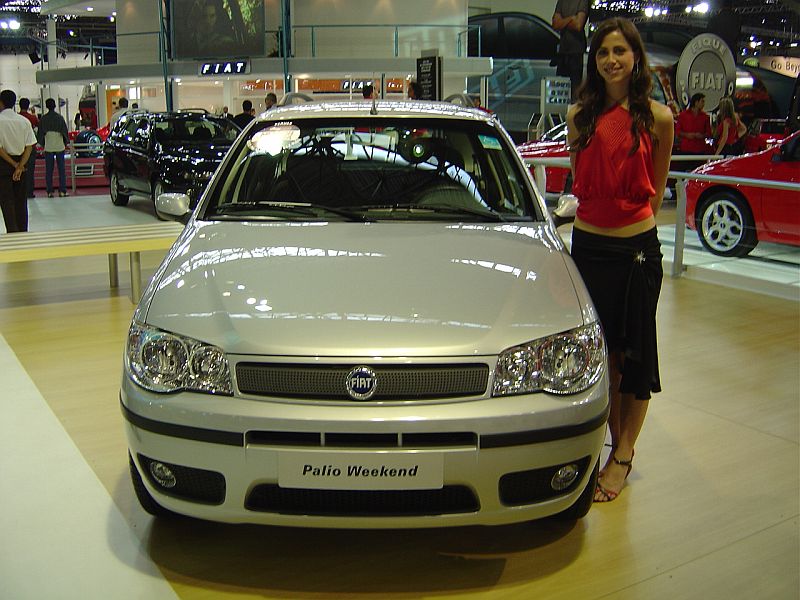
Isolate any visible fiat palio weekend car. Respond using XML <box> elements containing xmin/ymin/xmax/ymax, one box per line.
<box><xmin>121</xmin><ymin>101</ymin><xmax>609</xmax><ymax>528</ymax></box>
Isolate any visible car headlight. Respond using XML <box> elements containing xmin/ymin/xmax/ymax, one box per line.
<box><xmin>493</xmin><ymin>322</ymin><xmax>605</xmax><ymax>396</ymax></box>
<box><xmin>125</xmin><ymin>323</ymin><xmax>232</xmax><ymax>395</ymax></box>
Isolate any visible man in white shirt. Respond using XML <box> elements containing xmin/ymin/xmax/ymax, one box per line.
<box><xmin>0</xmin><ymin>89</ymin><xmax>37</xmax><ymax>233</ymax></box>
<box><xmin>109</xmin><ymin>97</ymin><xmax>130</xmax><ymax>131</ymax></box>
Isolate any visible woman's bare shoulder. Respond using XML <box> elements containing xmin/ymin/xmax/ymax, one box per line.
<box><xmin>649</xmin><ymin>99</ymin><xmax>674</xmax><ymax>124</ymax></box>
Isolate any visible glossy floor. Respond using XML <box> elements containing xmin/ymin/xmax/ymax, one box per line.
<box><xmin>0</xmin><ymin>193</ymin><xmax>798</xmax><ymax>599</ymax></box>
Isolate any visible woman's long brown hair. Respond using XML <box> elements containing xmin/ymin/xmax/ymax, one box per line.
<box><xmin>571</xmin><ymin>18</ymin><xmax>655</xmax><ymax>155</ymax></box>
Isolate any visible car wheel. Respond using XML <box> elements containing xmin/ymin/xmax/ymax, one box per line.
<box><xmin>75</xmin><ymin>130</ymin><xmax>103</xmax><ymax>157</ymax></box>
<box><xmin>696</xmin><ymin>191</ymin><xmax>758</xmax><ymax>257</ymax></box>
<box><xmin>129</xmin><ymin>453</ymin><xmax>176</xmax><ymax>518</ymax></box>
<box><xmin>152</xmin><ymin>179</ymin><xmax>168</xmax><ymax>220</ymax></box>
<box><xmin>551</xmin><ymin>459</ymin><xmax>599</xmax><ymax>521</ymax></box>
<box><xmin>110</xmin><ymin>171</ymin><xmax>129</xmax><ymax>206</ymax></box>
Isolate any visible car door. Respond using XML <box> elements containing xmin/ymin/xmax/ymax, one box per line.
<box><xmin>760</xmin><ymin>133</ymin><xmax>800</xmax><ymax>245</ymax></box>
<box><xmin>127</xmin><ymin>118</ymin><xmax>153</xmax><ymax>195</ymax></box>
<box><xmin>107</xmin><ymin>117</ymin><xmax>139</xmax><ymax>189</ymax></box>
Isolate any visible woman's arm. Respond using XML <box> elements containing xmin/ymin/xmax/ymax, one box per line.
<box><xmin>714</xmin><ymin>120</ymin><xmax>729</xmax><ymax>155</ymax></box>
<box><xmin>566</xmin><ymin>103</ymin><xmax>580</xmax><ymax>180</ymax></box>
<box><xmin>649</xmin><ymin>101</ymin><xmax>674</xmax><ymax>216</ymax></box>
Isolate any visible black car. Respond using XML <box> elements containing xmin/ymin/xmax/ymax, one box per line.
<box><xmin>103</xmin><ymin>110</ymin><xmax>240</xmax><ymax>214</ymax></box>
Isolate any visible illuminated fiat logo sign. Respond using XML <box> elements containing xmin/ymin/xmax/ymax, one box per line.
<box><xmin>346</xmin><ymin>366</ymin><xmax>377</xmax><ymax>401</ymax></box>
<box><xmin>675</xmin><ymin>33</ymin><xmax>736</xmax><ymax>112</ymax></box>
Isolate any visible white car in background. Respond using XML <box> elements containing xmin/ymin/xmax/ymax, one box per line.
<box><xmin>121</xmin><ymin>100</ymin><xmax>608</xmax><ymax>528</ymax></box>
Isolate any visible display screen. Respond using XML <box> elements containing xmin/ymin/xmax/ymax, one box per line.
<box><xmin>171</xmin><ymin>0</ymin><xmax>265</xmax><ymax>60</ymax></box>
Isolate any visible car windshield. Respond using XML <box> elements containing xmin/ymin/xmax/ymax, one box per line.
<box><xmin>154</xmin><ymin>117</ymin><xmax>238</xmax><ymax>144</ymax></box>
<box><xmin>202</xmin><ymin>117</ymin><xmax>542</xmax><ymax>222</ymax></box>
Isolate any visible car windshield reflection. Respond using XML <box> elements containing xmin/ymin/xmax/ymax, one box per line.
<box><xmin>203</xmin><ymin>118</ymin><xmax>539</xmax><ymax>222</ymax></box>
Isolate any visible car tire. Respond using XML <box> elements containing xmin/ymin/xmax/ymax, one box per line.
<box><xmin>129</xmin><ymin>453</ymin><xmax>176</xmax><ymax>518</ymax></box>
<box><xmin>696</xmin><ymin>191</ymin><xmax>758</xmax><ymax>257</ymax></box>
<box><xmin>110</xmin><ymin>171</ymin><xmax>129</xmax><ymax>207</ymax></box>
<box><xmin>75</xmin><ymin>130</ymin><xmax>103</xmax><ymax>157</ymax></box>
<box><xmin>152</xmin><ymin>179</ymin><xmax>168</xmax><ymax>221</ymax></box>
<box><xmin>551</xmin><ymin>459</ymin><xmax>599</xmax><ymax>521</ymax></box>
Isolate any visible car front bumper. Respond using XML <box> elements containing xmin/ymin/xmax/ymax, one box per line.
<box><xmin>121</xmin><ymin>376</ymin><xmax>608</xmax><ymax>528</ymax></box>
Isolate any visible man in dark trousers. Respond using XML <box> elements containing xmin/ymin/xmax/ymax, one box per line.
<box><xmin>232</xmin><ymin>100</ymin><xmax>255</xmax><ymax>129</ymax></box>
<box><xmin>552</xmin><ymin>0</ymin><xmax>588</xmax><ymax>101</ymax></box>
<box><xmin>37</xmin><ymin>98</ymin><xmax>70</xmax><ymax>198</ymax></box>
<box><xmin>0</xmin><ymin>89</ymin><xmax>37</xmax><ymax>233</ymax></box>
<box><xmin>18</xmin><ymin>97</ymin><xmax>38</xmax><ymax>199</ymax></box>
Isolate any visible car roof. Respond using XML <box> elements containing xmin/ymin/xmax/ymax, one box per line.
<box><xmin>254</xmin><ymin>100</ymin><xmax>497</xmax><ymax>124</ymax></box>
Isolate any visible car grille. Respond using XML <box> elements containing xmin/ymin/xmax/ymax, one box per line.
<box><xmin>245</xmin><ymin>484</ymin><xmax>479</xmax><ymax>516</ymax></box>
<box><xmin>236</xmin><ymin>363</ymin><xmax>489</xmax><ymax>400</ymax></box>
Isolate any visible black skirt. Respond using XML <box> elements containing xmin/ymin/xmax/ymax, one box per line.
<box><xmin>570</xmin><ymin>227</ymin><xmax>663</xmax><ymax>400</ymax></box>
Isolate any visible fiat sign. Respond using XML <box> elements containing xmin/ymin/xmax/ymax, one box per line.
<box><xmin>675</xmin><ymin>33</ymin><xmax>736</xmax><ymax>111</ymax></box>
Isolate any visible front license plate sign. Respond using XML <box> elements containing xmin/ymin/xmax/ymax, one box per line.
<box><xmin>278</xmin><ymin>451</ymin><xmax>444</xmax><ymax>490</ymax></box>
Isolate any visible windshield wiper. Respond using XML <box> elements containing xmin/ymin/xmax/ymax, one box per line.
<box><xmin>211</xmin><ymin>201</ymin><xmax>373</xmax><ymax>222</ymax></box>
<box><xmin>360</xmin><ymin>203</ymin><xmax>506</xmax><ymax>222</ymax></box>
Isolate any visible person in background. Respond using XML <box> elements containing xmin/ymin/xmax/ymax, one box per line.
<box><xmin>265</xmin><ymin>93</ymin><xmax>277</xmax><ymax>110</ymax></box>
<box><xmin>109</xmin><ymin>97</ymin><xmax>129</xmax><ymax>130</ymax></box>
<box><xmin>362</xmin><ymin>84</ymin><xmax>376</xmax><ymax>100</ymax></box>
<box><xmin>407</xmin><ymin>81</ymin><xmax>422</xmax><ymax>100</ymax></box>
<box><xmin>552</xmin><ymin>0</ymin><xmax>589</xmax><ymax>101</ymax></box>
<box><xmin>471</xmin><ymin>94</ymin><xmax>492</xmax><ymax>114</ymax></box>
<box><xmin>714</xmin><ymin>96</ymin><xmax>747</xmax><ymax>156</ymax></box>
<box><xmin>220</xmin><ymin>106</ymin><xmax>232</xmax><ymax>120</ymax></box>
<box><xmin>566</xmin><ymin>18</ymin><xmax>674</xmax><ymax>502</ymax></box>
<box><xmin>232</xmin><ymin>100</ymin><xmax>254</xmax><ymax>129</ymax></box>
<box><xmin>0</xmin><ymin>89</ymin><xmax>37</xmax><ymax>232</ymax></box>
<box><xmin>131</xmin><ymin>102</ymin><xmax>139</xmax><ymax>109</ymax></box>
<box><xmin>18</xmin><ymin>97</ymin><xmax>38</xmax><ymax>199</ymax></box>
<box><xmin>37</xmin><ymin>98</ymin><xmax>70</xmax><ymax>198</ymax></box>
<box><xmin>676</xmin><ymin>93</ymin><xmax>712</xmax><ymax>155</ymax></box>
<box><xmin>73</xmin><ymin>111</ymin><xmax>82</xmax><ymax>130</ymax></box>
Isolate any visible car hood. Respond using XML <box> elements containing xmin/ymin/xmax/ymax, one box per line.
<box><xmin>142</xmin><ymin>221</ymin><xmax>586</xmax><ymax>357</ymax></box>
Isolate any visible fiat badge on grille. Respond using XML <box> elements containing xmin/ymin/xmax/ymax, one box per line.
<box><xmin>346</xmin><ymin>366</ymin><xmax>377</xmax><ymax>400</ymax></box>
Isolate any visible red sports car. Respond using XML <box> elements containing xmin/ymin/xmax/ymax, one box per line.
<box><xmin>517</xmin><ymin>123</ymin><xmax>570</xmax><ymax>196</ymax></box>
<box><xmin>685</xmin><ymin>130</ymin><xmax>800</xmax><ymax>257</ymax></box>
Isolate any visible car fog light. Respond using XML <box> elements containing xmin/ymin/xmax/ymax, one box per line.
<box><xmin>551</xmin><ymin>464</ymin><xmax>579</xmax><ymax>491</ymax></box>
<box><xmin>149</xmin><ymin>462</ymin><xmax>177</xmax><ymax>488</ymax></box>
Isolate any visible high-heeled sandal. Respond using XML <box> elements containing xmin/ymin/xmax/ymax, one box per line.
<box><xmin>594</xmin><ymin>452</ymin><xmax>634</xmax><ymax>503</ymax></box>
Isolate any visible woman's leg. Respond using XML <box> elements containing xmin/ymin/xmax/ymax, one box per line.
<box><xmin>600</xmin><ymin>354</ymin><xmax>622</xmax><ymax>475</ymax></box>
<box><xmin>595</xmin><ymin>353</ymin><xmax>649</xmax><ymax>501</ymax></box>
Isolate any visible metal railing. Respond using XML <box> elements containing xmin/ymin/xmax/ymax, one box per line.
<box><xmin>524</xmin><ymin>155</ymin><xmax>800</xmax><ymax>278</ymax></box>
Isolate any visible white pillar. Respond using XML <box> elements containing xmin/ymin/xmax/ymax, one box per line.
<box><xmin>223</xmin><ymin>80</ymin><xmax>234</xmax><ymax>115</ymax></box>
<box><xmin>97</xmin><ymin>83</ymin><xmax>108</xmax><ymax>126</ymax></box>
<box><xmin>42</xmin><ymin>17</ymin><xmax>59</xmax><ymax>107</ymax></box>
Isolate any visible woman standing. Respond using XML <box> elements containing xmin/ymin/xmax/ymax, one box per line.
<box><xmin>714</xmin><ymin>96</ymin><xmax>746</xmax><ymax>156</ymax></box>
<box><xmin>566</xmin><ymin>18</ymin><xmax>674</xmax><ymax>502</ymax></box>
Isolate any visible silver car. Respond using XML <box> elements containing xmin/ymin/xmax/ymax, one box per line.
<box><xmin>122</xmin><ymin>101</ymin><xmax>608</xmax><ymax>528</ymax></box>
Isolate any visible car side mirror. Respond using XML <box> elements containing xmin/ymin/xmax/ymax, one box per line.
<box><xmin>551</xmin><ymin>193</ymin><xmax>577</xmax><ymax>227</ymax></box>
<box><xmin>156</xmin><ymin>192</ymin><xmax>192</xmax><ymax>223</ymax></box>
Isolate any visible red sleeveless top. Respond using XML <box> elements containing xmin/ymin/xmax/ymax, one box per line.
<box><xmin>572</xmin><ymin>104</ymin><xmax>656</xmax><ymax>228</ymax></box>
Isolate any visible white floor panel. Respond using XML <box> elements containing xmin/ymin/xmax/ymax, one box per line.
<box><xmin>0</xmin><ymin>333</ymin><xmax>178</xmax><ymax>600</ymax></box>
